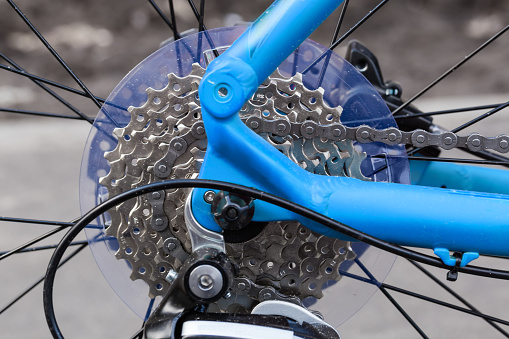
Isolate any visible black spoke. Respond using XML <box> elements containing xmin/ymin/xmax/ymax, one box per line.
<box><xmin>451</xmin><ymin>100</ymin><xmax>509</xmax><ymax>134</ymax></box>
<box><xmin>330</xmin><ymin>0</ymin><xmax>390</xmax><ymax>50</ymax></box>
<box><xmin>408</xmin><ymin>260</ymin><xmax>509</xmax><ymax>337</ymax></box>
<box><xmin>198</xmin><ymin>0</ymin><xmax>206</xmax><ymax>32</ymax></box>
<box><xmin>383</xmin><ymin>283</ymin><xmax>509</xmax><ymax>326</ymax></box>
<box><xmin>0</xmin><ymin>64</ymin><xmax>106</xmax><ymax>104</ymax></box>
<box><xmin>168</xmin><ymin>0</ymin><xmax>179</xmax><ymax>41</ymax></box>
<box><xmin>393</xmin><ymin>24</ymin><xmax>509</xmax><ymax>115</ymax></box>
<box><xmin>0</xmin><ymin>108</ymin><xmax>84</xmax><ymax>120</ymax></box>
<box><xmin>147</xmin><ymin>0</ymin><xmax>181</xmax><ymax>40</ymax></box>
<box><xmin>395</xmin><ymin>103</ymin><xmax>505</xmax><ymax>120</ymax></box>
<box><xmin>186</xmin><ymin>0</ymin><xmax>218</xmax><ymax>57</ymax></box>
<box><xmin>330</xmin><ymin>0</ymin><xmax>350</xmax><ymax>46</ymax></box>
<box><xmin>0</xmin><ymin>216</ymin><xmax>74</xmax><ymax>227</ymax></box>
<box><xmin>354</xmin><ymin>258</ymin><xmax>428</xmax><ymax>338</ymax></box>
<box><xmin>379</xmin><ymin>287</ymin><xmax>428</xmax><ymax>339</ymax></box>
<box><xmin>0</xmin><ymin>54</ymin><xmax>93</xmax><ymax>124</ymax></box>
<box><xmin>0</xmin><ymin>226</ymin><xmax>67</xmax><ymax>261</ymax></box>
<box><xmin>0</xmin><ymin>241</ymin><xmax>87</xmax><ymax>256</ymax></box>
<box><xmin>340</xmin><ymin>269</ymin><xmax>509</xmax><ymax>328</ymax></box>
<box><xmin>303</xmin><ymin>0</ymin><xmax>390</xmax><ymax>75</ymax></box>
<box><xmin>0</xmin><ymin>243</ymin><xmax>87</xmax><ymax>316</ymax></box>
<box><xmin>8</xmin><ymin>0</ymin><xmax>102</xmax><ymax>109</ymax></box>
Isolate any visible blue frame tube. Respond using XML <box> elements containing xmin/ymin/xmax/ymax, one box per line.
<box><xmin>193</xmin><ymin>0</ymin><xmax>509</xmax><ymax>258</ymax></box>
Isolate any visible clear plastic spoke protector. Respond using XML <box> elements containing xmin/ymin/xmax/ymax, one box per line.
<box><xmin>80</xmin><ymin>26</ymin><xmax>409</xmax><ymax>326</ymax></box>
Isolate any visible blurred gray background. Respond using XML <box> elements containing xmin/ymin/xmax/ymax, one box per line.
<box><xmin>0</xmin><ymin>0</ymin><xmax>508</xmax><ymax>338</ymax></box>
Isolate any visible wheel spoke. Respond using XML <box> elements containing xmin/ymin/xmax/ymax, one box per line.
<box><xmin>408</xmin><ymin>260</ymin><xmax>509</xmax><ymax>337</ymax></box>
<box><xmin>0</xmin><ymin>108</ymin><xmax>84</xmax><ymax>120</ymax></box>
<box><xmin>330</xmin><ymin>0</ymin><xmax>350</xmax><ymax>46</ymax></box>
<box><xmin>0</xmin><ymin>64</ymin><xmax>105</xmax><ymax>103</ymax></box>
<box><xmin>303</xmin><ymin>0</ymin><xmax>391</xmax><ymax>74</ymax></box>
<box><xmin>168</xmin><ymin>0</ymin><xmax>179</xmax><ymax>41</ymax></box>
<box><xmin>0</xmin><ymin>241</ymin><xmax>87</xmax><ymax>256</ymax></box>
<box><xmin>392</xmin><ymin>24</ymin><xmax>509</xmax><ymax>115</ymax></box>
<box><xmin>0</xmin><ymin>54</ymin><xmax>93</xmax><ymax>124</ymax></box>
<box><xmin>0</xmin><ymin>226</ymin><xmax>67</xmax><ymax>261</ymax></box>
<box><xmin>0</xmin><ymin>216</ymin><xmax>74</xmax><ymax>227</ymax></box>
<box><xmin>147</xmin><ymin>0</ymin><xmax>181</xmax><ymax>39</ymax></box>
<box><xmin>7</xmin><ymin>0</ymin><xmax>102</xmax><ymax>109</ymax></box>
<box><xmin>379</xmin><ymin>287</ymin><xmax>429</xmax><ymax>339</ymax></box>
<box><xmin>353</xmin><ymin>258</ymin><xmax>428</xmax><ymax>338</ymax></box>
<box><xmin>451</xmin><ymin>100</ymin><xmax>509</xmax><ymax>133</ymax></box>
<box><xmin>395</xmin><ymin>103</ymin><xmax>505</xmax><ymax>120</ymax></box>
<box><xmin>0</xmin><ymin>243</ymin><xmax>87</xmax><ymax>316</ymax></box>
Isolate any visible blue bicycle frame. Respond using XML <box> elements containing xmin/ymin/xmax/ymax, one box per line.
<box><xmin>190</xmin><ymin>0</ymin><xmax>509</xmax><ymax>264</ymax></box>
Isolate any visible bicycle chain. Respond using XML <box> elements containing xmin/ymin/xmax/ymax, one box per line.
<box><xmin>101</xmin><ymin>63</ymin><xmax>506</xmax><ymax>309</ymax></box>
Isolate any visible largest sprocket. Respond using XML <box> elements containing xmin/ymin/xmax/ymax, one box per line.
<box><xmin>100</xmin><ymin>63</ymin><xmax>368</xmax><ymax>306</ymax></box>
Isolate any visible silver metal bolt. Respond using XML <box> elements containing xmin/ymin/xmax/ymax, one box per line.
<box><xmin>155</xmin><ymin>218</ymin><xmax>164</xmax><ymax>226</ymax></box>
<box><xmin>306</xmin><ymin>126</ymin><xmax>314</xmax><ymax>134</ymax></box>
<box><xmin>238</xmin><ymin>282</ymin><xmax>247</xmax><ymax>291</ymax></box>
<box><xmin>250</xmin><ymin>121</ymin><xmax>259</xmax><ymax>129</ymax></box>
<box><xmin>444</xmin><ymin>137</ymin><xmax>453</xmax><ymax>145</ymax></box>
<box><xmin>360</xmin><ymin>130</ymin><xmax>370</xmax><ymax>139</ymax></box>
<box><xmin>158</xmin><ymin>164</ymin><xmax>167</xmax><ymax>172</ymax></box>
<box><xmin>500</xmin><ymin>140</ymin><xmax>509</xmax><ymax>149</ymax></box>
<box><xmin>165</xmin><ymin>269</ymin><xmax>178</xmax><ymax>283</ymax></box>
<box><xmin>152</xmin><ymin>191</ymin><xmax>161</xmax><ymax>200</ymax></box>
<box><xmin>278</xmin><ymin>123</ymin><xmax>286</xmax><ymax>132</ymax></box>
<box><xmin>416</xmin><ymin>135</ymin><xmax>426</xmax><ymax>143</ymax></box>
<box><xmin>196</xmin><ymin>126</ymin><xmax>205</xmax><ymax>135</ymax></box>
<box><xmin>388</xmin><ymin>133</ymin><xmax>397</xmax><ymax>142</ymax></box>
<box><xmin>199</xmin><ymin>274</ymin><xmax>214</xmax><ymax>291</ymax></box>
<box><xmin>262</xmin><ymin>292</ymin><xmax>272</xmax><ymax>300</ymax></box>
<box><xmin>332</xmin><ymin>128</ymin><xmax>342</xmax><ymax>137</ymax></box>
<box><xmin>472</xmin><ymin>138</ymin><xmax>481</xmax><ymax>147</ymax></box>
<box><xmin>203</xmin><ymin>190</ymin><xmax>216</xmax><ymax>203</ymax></box>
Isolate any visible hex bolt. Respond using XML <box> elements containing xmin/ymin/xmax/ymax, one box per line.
<box><xmin>237</xmin><ymin>282</ymin><xmax>247</xmax><ymax>291</ymax></box>
<box><xmin>199</xmin><ymin>274</ymin><xmax>214</xmax><ymax>291</ymax></box>
<box><xmin>388</xmin><ymin>133</ymin><xmax>397</xmax><ymax>142</ymax></box>
<box><xmin>155</xmin><ymin>218</ymin><xmax>164</xmax><ymax>226</ymax></box>
<box><xmin>306</xmin><ymin>126</ymin><xmax>314</xmax><ymax>134</ymax></box>
<box><xmin>152</xmin><ymin>191</ymin><xmax>161</xmax><ymax>200</ymax></box>
<box><xmin>500</xmin><ymin>140</ymin><xmax>509</xmax><ymax>149</ymax></box>
<box><xmin>444</xmin><ymin>137</ymin><xmax>453</xmax><ymax>145</ymax></box>
<box><xmin>416</xmin><ymin>135</ymin><xmax>426</xmax><ymax>143</ymax></box>
<box><xmin>333</xmin><ymin>128</ymin><xmax>342</xmax><ymax>137</ymax></box>
<box><xmin>262</xmin><ymin>292</ymin><xmax>272</xmax><ymax>300</ymax></box>
<box><xmin>158</xmin><ymin>164</ymin><xmax>167</xmax><ymax>172</ymax></box>
<box><xmin>250</xmin><ymin>121</ymin><xmax>259</xmax><ymax>129</ymax></box>
<box><xmin>278</xmin><ymin>123</ymin><xmax>286</xmax><ymax>132</ymax></box>
<box><xmin>203</xmin><ymin>190</ymin><xmax>216</xmax><ymax>203</ymax></box>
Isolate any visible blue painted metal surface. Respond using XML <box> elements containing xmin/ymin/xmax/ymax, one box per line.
<box><xmin>411</xmin><ymin>160</ymin><xmax>509</xmax><ymax>194</ymax></box>
<box><xmin>193</xmin><ymin>0</ymin><xmax>509</xmax><ymax>258</ymax></box>
<box><xmin>434</xmin><ymin>248</ymin><xmax>479</xmax><ymax>267</ymax></box>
